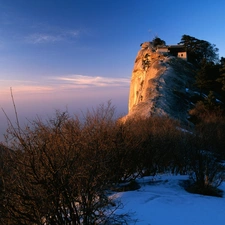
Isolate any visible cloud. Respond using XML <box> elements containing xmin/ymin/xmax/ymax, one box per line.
<box><xmin>56</xmin><ymin>75</ymin><xmax>130</xmax><ymax>88</ymax></box>
<box><xmin>0</xmin><ymin>80</ymin><xmax>53</xmax><ymax>96</ymax></box>
<box><xmin>13</xmin><ymin>85</ymin><xmax>53</xmax><ymax>93</ymax></box>
<box><xmin>26</xmin><ymin>29</ymin><xmax>80</xmax><ymax>44</ymax></box>
<box><xmin>0</xmin><ymin>75</ymin><xmax>130</xmax><ymax>96</ymax></box>
<box><xmin>27</xmin><ymin>34</ymin><xmax>61</xmax><ymax>43</ymax></box>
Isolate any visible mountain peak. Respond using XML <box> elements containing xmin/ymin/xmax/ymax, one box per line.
<box><xmin>123</xmin><ymin>42</ymin><xmax>195</xmax><ymax>124</ymax></box>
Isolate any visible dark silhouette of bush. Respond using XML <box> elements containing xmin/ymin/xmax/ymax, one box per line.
<box><xmin>2</xmin><ymin>99</ymin><xmax>225</xmax><ymax>225</ymax></box>
<box><xmin>123</xmin><ymin>116</ymin><xmax>187</xmax><ymax>176</ymax></box>
<box><xmin>1</xmin><ymin>102</ymin><xmax>134</xmax><ymax>225</ymax></box>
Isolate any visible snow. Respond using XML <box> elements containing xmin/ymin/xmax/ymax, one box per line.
<box><xmin>116</xmin><ymin>174</ymin><xmax>225</xmax><ymax>225</ymax></box>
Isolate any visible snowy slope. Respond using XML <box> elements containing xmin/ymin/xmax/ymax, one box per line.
<box><xmin>116</xmin><ymin>174</ymin><xmax>225</xmax><ymax>225</ymax></box>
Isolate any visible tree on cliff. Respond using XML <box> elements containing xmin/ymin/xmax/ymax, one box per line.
<box><xmin>179</xmin><ymin>34</ymin><xmax>219</xmax><ymax>65</ymax></box>
<box><xmin>152</xmin><ymin>36</ymin><xmax>166</xmax><ymax>48</ymax></box>
<box><xmin>195</xmin><ymin>59</ymin><xmax>214</xmax><ymax>95</ymax></box>
<box><xmin>217</xmin><ymin>57</ymin><xmax>225</xmax><ymax>91</ymax></box>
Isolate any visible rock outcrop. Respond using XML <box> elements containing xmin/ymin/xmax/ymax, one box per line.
<box><xmin>123</xmin><ymin>42</ymin><xmax>195</xmax><ymax>124</ymax></box>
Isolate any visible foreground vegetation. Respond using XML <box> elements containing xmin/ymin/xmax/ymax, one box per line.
<box><xmin>1</xmin><ymin>100</ymin><xmax>225</xmax><ymax>225</ymax></box>
<box><xmin>1</xmin><ymin>34</ymin><xmax>225</xmax><ymax>224</ymax></box>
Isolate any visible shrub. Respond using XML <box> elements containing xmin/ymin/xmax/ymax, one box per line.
<box><xmin>124</xmin><ymin>116</ymin><xmax>186</xmax><ymax>176</ymax></box>
<box><xmin>188</xmin><ymin>149</ymin><xmax>225</xmax><ymax>189</ymax></box>
<box><xmin>1</xmin><ymin>102</ymin><xmax>134</xmax><ymax>225</ymax></box>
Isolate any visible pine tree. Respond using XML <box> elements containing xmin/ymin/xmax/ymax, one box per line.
<box><xmin>204</xmin><ymin>91</ymin><xmax>217</xmax><ymax>110</ymax></box>
<box><xmin>151</xmin><ymin>36</ymin><xmax>166</xmax><ymax>48</ymax></box>
<box><xmin>179</xmin><ymin>35</ymin><xmax>219</xmax><ymax>65</ymax></box>
<box><xmin>217</xmin><ymin>57</ymin><xmax>225</xmax><ymax>91</ymax></box>
<box><xmin>195</xmin><ymin>59</ymin><xmax>212</xmax><ymax>95</ymax></box>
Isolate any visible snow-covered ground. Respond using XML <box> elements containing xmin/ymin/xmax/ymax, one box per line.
<box><xmin>116</xmin><ymin>174</ymin><xmax>225</xmax><ymax>225</ymax></box>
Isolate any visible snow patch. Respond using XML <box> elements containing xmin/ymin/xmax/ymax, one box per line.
<box><xmin>116</xmin><ymin>174</ymin><xmax>225</xmax><ymax>225</ymax></box>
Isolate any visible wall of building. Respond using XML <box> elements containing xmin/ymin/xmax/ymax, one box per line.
<box><xmin>178</xmin><ymin>52</ymin><xmax>187</xmax><ymax>60</ymax></box>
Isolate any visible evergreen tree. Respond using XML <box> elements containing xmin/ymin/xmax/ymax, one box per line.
<box><xmin>195</xmin><ymin>59</ymin><xmax>213</xmax><ymax>95</ymax></box>
<box><xmin>204</xmin><ymin>91</ymin><xmax>217</xmax><ymax>110</ymax></box>
<box><xmin>179</xmin><ymin>35</ymin><xmax>219</xmax><ymax>65</ymax></box>
<box><xmin>217</xmin><ymin>57</ymin><xmax>225</xmax><ymax>91</ymax></box>
<box><xmin>152</xmin><ymin>36</ymin><xmax>166</xmax><ymax>48</ymax></box>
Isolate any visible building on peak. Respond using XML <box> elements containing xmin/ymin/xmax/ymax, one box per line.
<box><xmin>156</xmin><ymin>44</ymin><xmax>187</xmax><ymax>60</ymax></box>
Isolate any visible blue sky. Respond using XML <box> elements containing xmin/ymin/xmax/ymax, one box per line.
<box><xmin>0</xmin><ymin>0</ymin><xmax>225</xmax><ymax>138</ymax></box>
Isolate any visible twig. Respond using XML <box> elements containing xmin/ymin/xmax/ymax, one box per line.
<box><xmin>10</xmin><ymin>87</ymin><xmax>21</xmax><ymax>132</ymax></box>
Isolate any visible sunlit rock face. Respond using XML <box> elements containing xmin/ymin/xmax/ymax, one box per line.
<box><xmin>124</xmin><ymin>42</ymin><xmax>195</xmax><ymax>124</ymax></box>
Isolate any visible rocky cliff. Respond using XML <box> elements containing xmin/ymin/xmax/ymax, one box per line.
<box><xmin>123</xmin><ymin>42</ymin><xmax>195</xmax><ymax>124</ymax></box>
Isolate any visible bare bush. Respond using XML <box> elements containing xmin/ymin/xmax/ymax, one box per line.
<box><xmin>124</xmin><ymin>116</ymin><xmax>186</xmax><ymax>176</ymax></box>
<box><xmin>184</xmin><ymin>115</ymin><xmax>225</xmax><ymax>196</ymax></box>
<box><xmin>186</xmin><ymin>147</ymin><xmax>225</xmax><ymax>197</ymax></box>
<box><xmin>2</xmin><ymin>94</ymin><xmax>225</xmax><ymax>225</ymax></box>
<box><xmin>1</xmin><ymin>102</ymin><xmax>135</xmax><ymax>225</ymax></box>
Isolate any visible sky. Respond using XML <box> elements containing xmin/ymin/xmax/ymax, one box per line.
<box><xmin>0</xmin><ymin>0</ymin><xmax>225</xmax><ymax>140</ymax></box>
